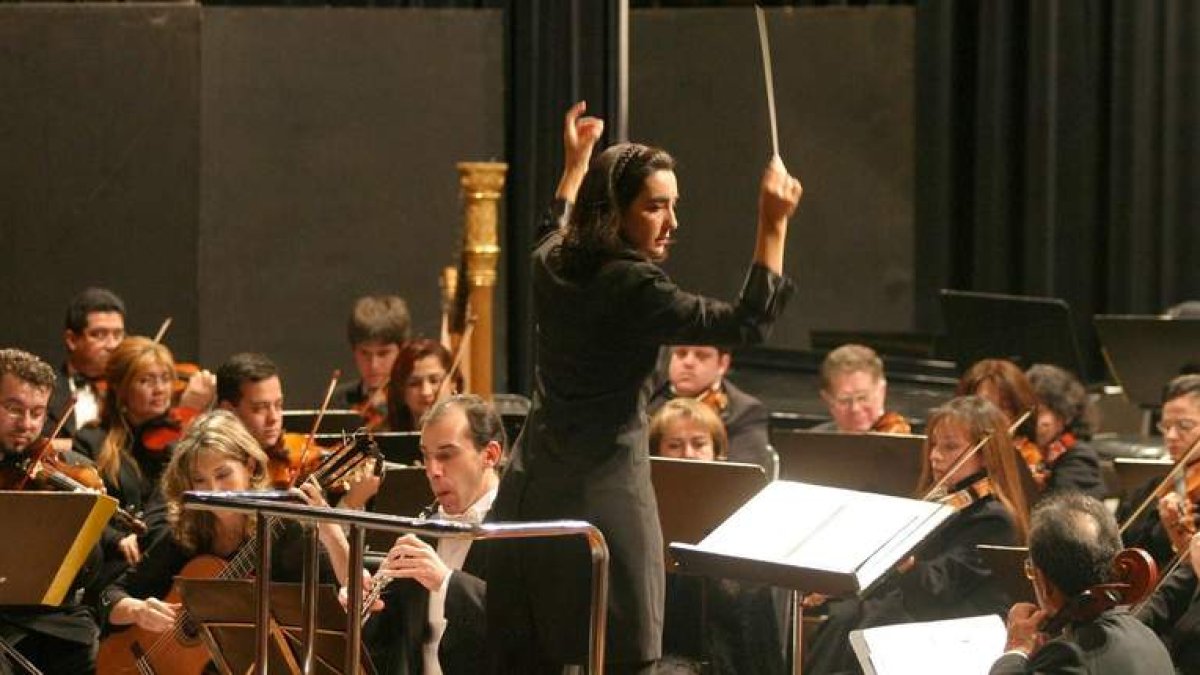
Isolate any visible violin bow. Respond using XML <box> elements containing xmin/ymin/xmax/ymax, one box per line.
<box><xmin>921</xmin><ymin>409</ymin><xmax>1033</xmax><ymax>502</ymax></box>
<box><xmin>1118</xmin><ymin>433</ymin><xmax>1200</xmax><ymax>536</ymax></box>
<box><xmin>293</xmin><ymin>369</ymin><xmax>341</xmax><ymax>488</ymax></box>
<box><xmin>152</xmin><ymin>317</ymin><xmax>173</xmax><ymax>344</ymax></box>
<box><xmin>434</xmin><ymin>315</ymin><xmax>476</xmax><ymax>403</ymax></box>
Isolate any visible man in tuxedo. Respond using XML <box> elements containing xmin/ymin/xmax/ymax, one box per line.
<box><xmin>0</xmin><ymin>348</ymin><xmax>102</xmax><ymax>674</ymax></box>
<box><xmin>364</xmin><ymin>394</ymin><xmax>502</xmax><ymax>675</ymax></box>
<box><xmin>45</xmin><ymin>288</ymin><xmax>126</xmax><ymax>439</ymax></box>
<box><xmin>990</xmin><ymin>492</ymin><xmax>1173</xmax><ymax>674</ymax></box>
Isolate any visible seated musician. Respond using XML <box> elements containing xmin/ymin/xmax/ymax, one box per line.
<box><xmin>0</xmin><ymin>349</ymin><xmax>102</xmax><ymax>674</ymax></box>
<box><xmin>647</xmin><ymin>345</ymin><xmax>771</xmax><ymax>469</ymax></box>
<box><xmin>650</xmin><ymin>398</ymin><xmax>786</xmax><ymax>675</ymax></box>
<box><xmin>98</xmin><ymin>410</ymin><xmax>352</xmax><ymax>646</ymax></box>
<box><xmin>958</xmin><ymin>358</ymin><xmax>1104</xmax><ymax>498</ymax></box>
<box><xmin>384</xmin><ymin>338</ymin><xmax>458</xmax><ymax>433</ymax></box>
<box><xmin>45</xmin><ymin>287</ymin><xmax>127</xmax><ymax>438</ymax></box>
<box><xmin>364</xmin><ymin>394</ymin><xmax>501</xmax><ymax>675</ymax></box>
<box><xmin>813</xmin><ymin>343</ymin><xmax>910</xmax><ymax>434</ymax></box>
<box><xmin>73</xmin><ymin>336</ymin><xmax>216</xmax><ymax>588</ymax></box>
<box><xmin>1118</xmin><ymin>374</ymin><xmax>1200</xmax><ymax>566</ymax></box>
<box><xmin>331</xmin><ymin>294</ymin><xmax>412</xmax><ymax>428</ymax></box>
<box><xmin>1025</xmin><ymin>363</ymin><xmax>1107</xmax><ymax>499</ymax></box>
<box><xmin>991</xmin><ymin>492</ymin><xmax>1173</xmax><ymax>674</ymax></box>
<box><xmin>216</xmin><ymin>352</ymin><xmax>380</xmax><ymax>505</ymax></box>
<box><xmin>806</xmin><ymin>396</ymin><xmax>1030</xmax><ymax>674</ymax></box>
<box><xmin>1137</xmin><ymin>533</ymin><xmax>1200</xmax><ymax>672</ymax></box>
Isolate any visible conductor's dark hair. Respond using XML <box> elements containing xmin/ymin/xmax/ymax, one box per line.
<box><xmin>421</xmin><ymin>394</ymin><xmax>507</xmax><ymax>455</ymax></box>
<box><xmin>560</xmin><ymin>142</ymin><xmax>675</xmax><ymax>274</ymax></box>
<box><xmin>1028</xmin><ymin>492</ymin><xmax>1120</xmax><ymax>596</ymax></box>
<box><xmin>1163</xmin><ymin>374</ymin><xmax>1200</xmax><ymax>405</ymax></box>
<box><xmin>64</xmin><ymin>287</ymin><xmax>125</xmax><ymax>333</ymax></box>
<box><xmin>216</xmin><ymin>353</ymin><xmax>280</xmax><ymax>406</ymax></box>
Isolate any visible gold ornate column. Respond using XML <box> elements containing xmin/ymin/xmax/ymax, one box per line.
<box><xmin>457</xmin><ymin>161</ymin><xmax>507</xmax><ymax>399</ymax></box>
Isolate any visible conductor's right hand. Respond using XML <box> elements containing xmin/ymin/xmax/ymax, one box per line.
<box><xmin>132</xmin><ymin>597</ymin><xmax>180</xmax><ymax>633</ymax></box>
<box><xmin>758</xmin><ymin>155</ymin><xmax>803</xmax><ymax>227</ymax></box>
<box><xmin>564</xmin><ymin>101</ymin><xmax>604</xmax><ymax>172</ymax></box>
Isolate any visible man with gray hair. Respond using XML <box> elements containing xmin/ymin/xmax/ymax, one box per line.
<box><xmin>364</xmin><ymin>394</ymin><xmax>503</xmax><ymax>675</ymax></box>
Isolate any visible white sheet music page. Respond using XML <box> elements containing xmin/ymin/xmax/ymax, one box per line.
<box><xmin>697</xmin><ymin>481</ymin><xmax>952</xmax><ymax>584</ymax></box>
<box><xmin>849</xmin><ymin>614</ymin><xmax>1006</xmax><ymax>675</ymax></box>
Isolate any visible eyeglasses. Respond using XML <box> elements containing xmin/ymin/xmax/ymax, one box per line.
<box><xmin>1157</xmin><ymin>418</ymin><xmax>1199</xmax><ymax>435</ymax></box>
<box><xmin>1</xmin><ymin>402</ymin><xmax>47</xmax><ymax>423</ymax></box>
<box><xmin>830</xmin><ymin>392</ymin><xmax>876</xmax><ymax>410</ymax></box>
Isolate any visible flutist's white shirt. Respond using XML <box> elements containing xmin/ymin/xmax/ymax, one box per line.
<box><xmin>423</xmin><ymin>486</ymin><xmax>497</xmax><ymax>675</ymax></box>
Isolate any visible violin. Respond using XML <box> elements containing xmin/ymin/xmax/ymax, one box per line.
<box><xmin>266</xmin><ymin>433</ymin><xmax>328</xmax><ymax>489</ymax></box>
<box><xmin>870</xmin><ymin>411</ymin><xmax>911</xmax><ymax>434</ymax></box>
<box><xmin>696</xmin><ymin>384</ymin><xmax>730</xmax><ymax>416</ymax></box>
<box><xmin>936</xmin><ymin>475</ymin><xmax>993</xmax><ymax>511</ymax></box>
<box><xmin>1016</xmin><ymin>435</ymin><xmax>1048</xmax><ymax>491</ymax></box>
<box><xmin>1038</xmin><ymin>548</ymin><xmax>1157</xmax><ymax>636</ymax></box>
<box><xmin>139</xmin><ymin>406</ymin><xmax>200</xmax><ymax>455</ymax></box>
<box><xmin>351</xmin><ymin>387</ymin><xmax>388</xmax><ymax>431</ymax></box>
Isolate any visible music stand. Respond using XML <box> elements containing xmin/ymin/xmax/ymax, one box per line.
<box><xmin>365</xmin><ymin>466</ymin><xmax>434</xmax><ymax>553</ymax></box>
<box><xmin>357</xmin><ymin>432</ymin><xmax>421</xmax><ymax>466</ymax></box>
<box><xmin>178</xmin><ymin>578</ymin><xmax>371</xmax><ymax>675</ymax></box>
<box><xmin>1109</xmin><ymin>457</ymin><xmax>1172</xmax><ymax>502</ymax></box>
<box><xmin>939</xmin><ymin>289</ymin><xmax>1090</xmax><ymax>379</ymax></box>
<box><xmin>1093</xmin><ymin>316</ymin><xmax>1200</xmax><ymax>408</ymax></box>
<box><xmin>669</xmin><ymin>481</ymin><xmax>956</xmax><ymax>675</ymax></box>
<box><xmin>283</xmin><ymin>410</ymin><xmax>364</xmax><ymax>435</ymax></box>
<box><xmin>0</xmin><ymin>492</ymin><xmax>115</xmax><ymax>605</ymax></box>
<box><xmin>771</xmin><ymin>430</ymin><xmax>924</xmax><ymax>498</ymax></box>
<box><xmin>976</xmin><ymin>544</ymin><xmax>1035</xmax><ymax>605</ymax></box>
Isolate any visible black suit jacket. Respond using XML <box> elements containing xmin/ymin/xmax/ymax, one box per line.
<box><xmin>989</xmin><ymin>609</ymin><xmax>1174</xmax><ymax>674</ymax></box>
<box><xmin>489</xmin><ymin>202</ymin><xmax>794</xmax><ymax>665</ymax></box>
<box><xmin>1044</xmin><ymin>438</ymin><xmax>1107</xmax><ymax>501</ymax></box>
<box><xmin>1117</xmin><ymin>477</ymin><xmax>1181</xmax><ymax>566</ymax></box>
<box><xmin>1137</xmin><ymin>561</ymin><xmax>1200</xmax><ymax>674</ymax></box>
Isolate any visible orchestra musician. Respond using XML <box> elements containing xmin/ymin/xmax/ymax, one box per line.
<box><xmin>72</xmin><ymin>336</ymin><xmax>216</xmax><ymax>586</ymax></box>
<box><xmin>385</xmin><ymin>338</ymin><xmax>459</xmax><ymax>433</ymax></box>
<box><xmin>1136</xmin><ymin>533</ymin><xmax>1200</xmax><ymax>673</ymax></box>
<box><xmin>487</xmin><ymin>101</ymin><xmax>801</xmax><ymax>674</ymax></box>
<box><xmin>331</xmin><ymin>294</ymin><xmax>412</xmax><ymax>428</ymax></box>
<box><xmin>45</xmin><ymin>287</ymin><xmax>127</xmax><ymax>439</ymax></box>
<box><xmin>364</xmin><ymin>394</ymin><xmax>502</xmax><ymax>675</ymax></box>
<box><xmin>990</xmin><ymin>493</ymin><xmax>1172</xmax><ymax>674</ymax></box>
<box><xmin>813</xmin><ymin>343</ymin><xmax>911</xmax><ymax>434</ymax></box>
<box><xmin>1118</xmin><ymin>374</ymin><xmax>1200</xmax><ymax>566</ymax></box>
<box><xmin>805</xmin><ymin>396</ymin><xmax>1030</xmax><ymax>674</ymax></box>
<box><xmin>650</xmin><ymin>398</ymin><xmax>785</xmax><ymax>675</ymax></box>
<box><xmin>0</xmin><ymin>348</ymin><xmax>103</xmax><ymax>674</ymax></box>
<box><xmin>646</xmin><ymin>345</ymin><xmax>772</xmax><ymax>471</ymax></box>
<box><xmin>1025</xmin><ymin>363</ymin><xmax>1107</xmax><ymax>500</ymax></box>
<box><xmin>958</xmin><ymin>358</ymin><xmax>1104</xmax><ymax>497</ymax></box>
<box><xmin>97</xmin><ymin>410</ymin><xmax>353</xmax><ymax>656</ymax></box>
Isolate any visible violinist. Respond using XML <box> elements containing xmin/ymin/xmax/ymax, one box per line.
<box><xmin>44</xmin><ymin>287</ymin><xmax>126</xmax><ymax>439</ymax></box>
<box><xmin>991</xmin><ymin>493</ymin><xmax>1172</xmax><ymax>674</ymax></box>
<box><xmin>1026</xmin><ymin>363</ymin><xmax>1107</xmax><ymax>499</ymax></box>
<box><xmin>0</xmin><ymin>348</ymin><xmax>102</xmax><ymax>674</ymax></box>
<box><xmin>1136</xmin><ymin>533</ymin><xmax>1200</xmax><ymax>673</ymax></box>
<box><xmin>215</xmin><ymin>352</ymin><xmax>379</xmax><ymax>507</ymax></box>
<box><xmin>98</xmin><ymin>411</ymin><xmax>354</xmax><ymax>658</ymax></box>
<box><xmin>385</xmin><ymin>338</ymin><xmax>460</xmax><ymax>433</ymax></box>
<box><xmin>646</xmin><ymin>345</ymin><xmax>771</xmax><ymax>471</ymax></box>
<box><xmin>1117</xmin><ymin>374</ymin><xmax>1200</xmax><ymax>566</ymax></box>
<box><xmin>958</xmin><ymin>358</ymin><xmax>1104</xmax><ymax>498</ymax></box>
<box><xmin>813</xmin><ymin>343</ymin><xmax>911</xmax><ymax>434</ymax></box>
<box><xmin>806</xmin><ymin>396</ymin><xmax>1030</xmax><ymax>674</ymax></box>
<box><xmin>331</xmin><ymin>294</ymin><xmax>412</xmax><ymax>428</ymax></box>
<box><xmin>73</xmin><ymin>336</ymin><xmax>215</xmax><ymax>584</ymax></box>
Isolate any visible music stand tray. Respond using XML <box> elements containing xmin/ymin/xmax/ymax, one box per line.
<box><xmin>1094</xmin><ymin>315</ymin><xmax>1200</xmax><ymax>408</ymax></box>
<box><xmin>178</xmin><ymin>578</ymin><xmax>372</xmax><ymax>675</ymax></box>
<box><xmin>650</xmin><ymin>457</ymin><xmax>768</xmax><ymax>571</ymax></box>
<box><xmin>283</xmin><ymin>410</ymin><xmax>365</xmax><ymax>435</ymax></box>
<box><xmin>771</xmin><ymin>430</ymin><xmax>924</xmax><ymax>498</ymax></box>
<box><xmin>365</xmin><ymin>466</ymin><xmax>434</xmax><ymax>553</ymax></box>
<box><xmin>0</xmin><ymin>491</ymin><xmax>116</xmax><ymax>605</ymax></box>
<box><xmin>939</xmin><ymin>289</ymin><xmax>1089</xmax><ymax>379</ymax></box>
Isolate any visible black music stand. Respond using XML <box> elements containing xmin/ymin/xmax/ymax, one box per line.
<box><xmin>1109</xmin><ymin>457</ymin><xmax>1172</xmax><ymax>502</ymax></box>
<box><xmin>669</xmin><ymin>481</ymin><xmax>956</xmax><ymax>675</ymax></box>
<box><xmin>361</xmin><ymin>432</ymin><xmax>421</xmax><ymax>466</ymax></box>
<box><xmin>177</xmin><ymin>578</ymin><xmax>372</xmax><ymax>675</ymax></box>
<box><xmin>849</xmin><ymin>613</ymin><xmax>1006</xmax><ymax>674</ymax></box>
<box><xmin>939</xmin><ymin>289</ymin><xmax>1090</xmax><ymax>380</ymax></box>
<box><xmin>365</xmin><ymin>466</ymin><xmax>434</xmax><ymax>553</ymax></box>
<box><xmin>771</xmin><ymin>430</ymin><xmax>924</xmax><ymax>498</ymax></box>
<box><xmin>283</xmin><ymin>410</ymin><xmax>365</xmax><ymax>435</ymax></box>
<box><xmin>1094</xmin><ymin>316</ymin><xmax>1200</xmax><ymax>409</ymax></box>
<box><xmin>976</xmin><ymin>544</ymin><xmax>1036</xmax><ymax>605</ymax></box>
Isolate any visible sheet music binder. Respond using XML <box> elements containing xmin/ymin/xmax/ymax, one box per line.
<box><xmin>178</xmin><ymin>578</ymin><xmax>371</xmax><ymax>675</ymax></box>
<box><xmin>849</xmin><ymin>613</ymin><xmax>1005</xmax><ymax>675</ymax></box>
<box><xmin>669</xmin><ymin>481</ymin><xmax>955</xmax><ymax>597</ymax></box>
<box><xmin>0</xmin><ymin>491</ymin><xmax>116</xmax><ymax>605</ymax></box>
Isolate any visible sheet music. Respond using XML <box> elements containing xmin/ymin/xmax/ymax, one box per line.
<box><xmin>849</xmin><ymin>614</ymin><xmax>1006</xmax><ymax>675</ymax></box>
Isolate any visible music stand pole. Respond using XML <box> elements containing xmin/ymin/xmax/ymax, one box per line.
<box><xmin>0</xmin><ymin>636</ymin><xmax>42</xmax><ymax>675</ymax></box>
<box><xmin>301</xmin><ymin>526</ymin><xmax>319</xmax><ymax>674</ymax></box>
<box><xmin>345</xmin><ymin>525</ymin><xmax>366</xmax><ymax>675</ymax></box>
<box><xmin>791</xmin><ymin>590</ymin><xmax>803</xmax><ymax>675</ymax></box>
<box><xmin>255</xmin><ymin>515</ymin><xmax>272</xmax><ymax>675</ymax></box>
